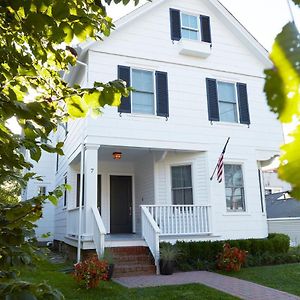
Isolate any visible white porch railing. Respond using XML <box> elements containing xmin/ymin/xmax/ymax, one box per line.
<box><xmin>66</xmin><ymin>207</ymin><xmax>85</xmax><ymax>237</ymax></box>
<box><xmin>92</xmin><ymin>207</ymin><xmax>106</xmax><ymax>257</ymax></box>
<box><xmin>141</xmin><ymin>206</ymin><xmax>161</xmax><ymax>274</ymax></box>
<box><xmin>142</xmin><ymin>205</ymin><xmax>212</xmax><ymax>235</ymax></box>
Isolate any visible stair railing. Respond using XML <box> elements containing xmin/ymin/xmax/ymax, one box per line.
<box><xmin>141</xmin><ymin>205</ymin><xmax>161</xmax><ymax>274</ymax></box>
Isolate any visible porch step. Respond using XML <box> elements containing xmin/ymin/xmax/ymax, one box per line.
<box><xmin>106</xmin><ymin>246</ymin><xmax>156</xmax><ymax>278</ymax></box>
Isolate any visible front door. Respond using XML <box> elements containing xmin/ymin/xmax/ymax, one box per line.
<box><xmin>110</xmin><ymin>175</ymin><xmax>132</xmax><ymax>234</ymax></box>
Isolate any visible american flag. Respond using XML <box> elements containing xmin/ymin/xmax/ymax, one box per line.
<box><xmin>217</xmin><ymin>152</ymin><xmax>224</xmax><ymax>183</ymax></box>
<box><xmin>210</xmin><ymin>137</ymin><xmax>230</xmax><ymax>183</ymax></box>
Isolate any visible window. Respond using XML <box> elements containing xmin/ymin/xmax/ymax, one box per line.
<box><xmin>171</xmin><ymin>165</ymin><xmax>193</xmax><ymax>205</ymax></box>
<box><xmin>38</xmin><ymin>186</ymin><xmax>47</xmax><ymax>196</ymax></box>
<box><xmin>224</xmin><ymin>164</ymin><xmax>245</xmax><ymax>212</ymax></box>
<box><xmin>76</xmin><ymin>174</ymin><xmax>84</xmax><ymax>207</ymax></box>
<box><xmin>181</xmin><ymin>13</ymin><xmax>199</xmax><ymax>40</ymax></box>
<box><xmin>217</xmin><ymin>82</ymin><xmax>238</xmax><ymax>123</ymax></box>
<box><xmin>63</xmin><ymin>176</ymin><xmax>67</xmax><ymax>207</ymax></box>
<box><xmin>132</xmin><ymin>69</ymin><xmax>155</xmax><ymax>114</ymax></box>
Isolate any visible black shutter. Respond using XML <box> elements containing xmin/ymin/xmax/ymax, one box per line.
<box><xmin>200</xmin><ymin>15</ymin><xmax>212</xmax><ymax>43</ymax></box>
<box><xmin>237</xmin><ymin>83</ymin><xmax>250</xmax><ymax>125</ymax></box>
<box><xmin>170</xmin><ymin>8</ymin><xmax>181</xmax><ymax>41</ymax></box>
<box><xmin>156</xmin><ymin>71</ymin><xmax>169</xmax><ymax>117</ymax></box>
<box><xmin>206</xmin><ymin>78</ymin><xmax>219</xmax><ymax>121</ymax></box>
<box><xmin>76</xmin><ymin>174</ymin><xmax>84</xmax><ymax>207</ymax></box>
<box><xmin>118</xmin><ymin>65</ymin><xmax>131</xmax><ymax>113</ymax></box>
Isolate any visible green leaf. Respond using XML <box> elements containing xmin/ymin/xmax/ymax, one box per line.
<box><xmin>29</xmin><ymin>147</ymin><xmax>41</xmax><ymax>162</ymax></box>
<box><xmin>66</xmin><ymin>95</ymin><xmax>88</xmax><ymax>118</ymax></box>
<box><xmin>265</xmin><ymin>22</ymin><xmax>300</xmax><ymax>123</ymax></box>
<box><xmin>48</xmin><ymin>195</ymin><xmax>58</xmax><ymax>205</ymax></box>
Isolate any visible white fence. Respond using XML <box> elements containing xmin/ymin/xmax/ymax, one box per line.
<box><xmin>268</xmin><ymin>217</ymin><xmax>300</xmax><ymax>246</ymax></box>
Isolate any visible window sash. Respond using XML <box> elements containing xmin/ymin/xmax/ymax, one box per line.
<box><xmin>181</xmin><ymin>13</ymin><xmax>200</xmax><ymax>40</ymax></box>
<box><xmin>224</xmin><ymin>164</ymin><xmax>245</xmax><ymax>212</ymax></box>
<box><xmin>219</xmin><ymin>101</ymin><xmax>238</xmax><ymax>123</ymax></box>
<box><xmin>171</xmin><ymin>165</ymin><xmax>193</xmax><ymax>205</ymax></box>
<box><xmin>131</xmin><ymin>69</ymin><xmax>155</xmax><ymax>115</ymax></box>
<box><xmin>217</xmin><ymin>81</ymin><xmax>239</xmax><ymax>123</ymax></box>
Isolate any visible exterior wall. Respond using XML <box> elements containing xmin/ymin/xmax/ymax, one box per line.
<box><xmin>48</xmin><ymin>0</ymin><xmax>283</xmax><ymax>243</ymax></box>
<box><xmin>134</xmin><ymin>153</ymin><xmax>155</xmax><ymax>233</ymax></box>
<box><xmin>268</xmin><ymin>218</ymin><xmax>300</xmax><ymax>246</ymax></box>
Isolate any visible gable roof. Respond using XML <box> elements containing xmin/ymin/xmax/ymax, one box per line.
<box><xmin>266</xmin><ymin>192</ymin><xmax>300</xmax><ymax>219</ymax></box>
<box><xmin>79</xmin><ymin>0</ymin><xmax>271</xmax><ymax>66</ymax></box>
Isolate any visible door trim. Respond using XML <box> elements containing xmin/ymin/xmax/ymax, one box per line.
<box><xmin>108</xmin><ymin>173</ymin><xmax>135</xmax><ymax>234</ymax></box>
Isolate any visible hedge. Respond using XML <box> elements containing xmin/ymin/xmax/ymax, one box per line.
<box><xmin>161</xmin><ymin>233</ymin><xmax>292</xmax><ymax>271</ymax></box>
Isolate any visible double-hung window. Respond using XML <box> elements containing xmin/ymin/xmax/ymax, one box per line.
<box><xmin>206</xmin><ymin>79</ymin><xmax>250</xmax><ymax>125</ymax></box>
<box><xmin>38</xmin><ymin>186</ymin><xmax>47</xmax><ymax>196</ymax></box>
<box><xmin>217</xmin><ymin>81</ymin><xmax>238</xmax><ymax>123</ymax></box>
<box><xmin>132</xmin><ymin>69</ymin><xmax>155</xmax><ymax>115</ymax></box>
<box><xmin>181</xmin><ymin>13</ymin><xmax>200</xmax><ymax>40</ymax></box>
<box><xmin>171</xmin><ymin>165</ymin><xmax>193</xmax><ymax>205</ymax></box>
<box><xmin>224</xmin><ymin>164</ymin><xmax>245</xmax><ymax>212</ymax></box>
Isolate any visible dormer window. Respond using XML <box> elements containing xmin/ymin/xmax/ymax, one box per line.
<box><xmin>181</xmin><ymin>13</ymin><xmax>200</xmax><ymax>40</ymax></box>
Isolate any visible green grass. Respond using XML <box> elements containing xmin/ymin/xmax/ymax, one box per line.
<box><xmin>20</xmin><ymin>259</ymin><xmax>237</xmax><ymax>300</ymax></box>
<box><xmin>226</xmin><ymin>263</ymin><xmax>300</xmax><ymax>296</ymax></box>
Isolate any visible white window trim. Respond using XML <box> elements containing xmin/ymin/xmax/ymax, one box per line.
<box><xmin>170</xmin><ymin>163</ymin><xmax>194</xmax><ymax>205</ymax></box>
<box><xmin>130</xmin><ymin>68</ymin><xmax>157</xmax><ymax>116</ymax></box>
<box><xmin>217</xmin><ymin>80</ymin><xmax>240</xmax><ymax>124</ymax></box>
<box><xmin>180</xmin><ymin>11</ymin><xmax>201</xmax><ymax>41</ymax></box>
<box><xmin>223</xmin><ymin>162</ymin><xmax>247</xmax><ymax>213</ymax></box>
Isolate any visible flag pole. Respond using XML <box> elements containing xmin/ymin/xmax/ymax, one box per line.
<box><xmin>210</xmin><ymin>137</ymin><xmax>230</xmax><ymax>181</ymax></box>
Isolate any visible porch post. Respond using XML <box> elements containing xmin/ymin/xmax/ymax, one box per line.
<box><xmin>84</xmin><ymin>144</ymin><xmax>100</xmax><ymax>235</ymax></box>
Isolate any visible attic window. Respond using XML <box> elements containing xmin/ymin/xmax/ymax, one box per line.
<box><xmin>181</xmin><ymin>13</ymin><xmax>200</xmax><ymax>40</ymax></box>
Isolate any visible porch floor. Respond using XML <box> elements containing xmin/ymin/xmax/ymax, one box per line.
<box><xmin>104</xmin><ymin>234</ymin><xmax>146</xmax><ymax>247</ymax></box>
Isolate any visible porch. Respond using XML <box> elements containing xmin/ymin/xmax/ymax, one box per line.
<box><xmin>65</xmin><ymin>144</ymin><xmax>212</xmax><ymax>272</ymax></box>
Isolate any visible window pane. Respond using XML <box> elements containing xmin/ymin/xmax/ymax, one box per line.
<box><xmin>218</xmin><ymin>82</ymin><xmax>236</xmax><ymax>103</ymax></box>
<box><xmin>182</xmin><ymin>14</ymin><xmax>189</xmax><ymax>27</ymax></box>
<box><xmin>173</xmin><ymin>190</ymin><xmax>184</xmax><ymax>205</ymax></box>
<box><xmin>219</xmin><ymin>102</ymin><xmax>238</xmax><ymax>123</ymax></box>
<box><xmin>132</xmin><ymin>69</ymin><xmax>153</xmax><ymax>93</ymax></box>
<box><xmin>172</xmin><ymin>165</ymin><xmax>192</xmax><ymax>188</ymax></box>
<box><xmin>132</xmin><ymin>92</ymin><xmax>154</xmax><ymax>114</ymax></box>
<box><xmin>224</xmin><ymin>164</ymin><xmax>245</xmax><ymax>211</ymax></box>
<box><xmin>182</xmin><ymin>14</ymin><xmax>198</xmax><ymax>29</ymax></box>
<box><xmin>189</xmin><ymin>15</ymin><xmax>198</xmax><ymax>29</ymax></box>
<box><xmin>184</xmin><ymin>189</ymin><xmax>193</xmax><ymax>204</ymax></box>
<box><xmin>181</xmin><ymin>28</ymin><xmax>198</xmax><ymax>40</ymax></box>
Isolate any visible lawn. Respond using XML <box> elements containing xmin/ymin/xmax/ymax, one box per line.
<box><xmin>20</xmin><ymin>259</ymin><xmax>237</xmax><ymax>300</ymax></box>
<box><xmin>227</xmin><ymin>263</ymin><xmax>300</xmax><ymax>297</ymax></box>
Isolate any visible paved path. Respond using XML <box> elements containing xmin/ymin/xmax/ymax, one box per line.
<box><xmin>114</xmin><ymin>271</ymin><xmax>300</xmax><ymax>300</ymax></box>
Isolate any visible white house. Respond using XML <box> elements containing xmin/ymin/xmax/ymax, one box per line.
<box><xmin>26</xmin><ymin>0</ymin><xmax>283</xmax><ymax>274</ymax></box>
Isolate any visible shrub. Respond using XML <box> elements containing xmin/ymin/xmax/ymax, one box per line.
<box><xmin>164</xmin><ymin>233</ymin><xmax>291</xmax><ymax>271</ymax></box>
<box><xmin>217</xmin><ymin>243</ymin><xmax>247</xmax><ymax>272</ymax></box>
<box><xmin>73</xmin><ymin>256</ymin><xmax>108</xmax><ymax>289</ymax></box>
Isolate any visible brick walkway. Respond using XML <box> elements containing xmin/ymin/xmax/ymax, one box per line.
<box><xmin>114</xmin><ymin>271</ymin><xmax>300</xmax><ymax>300</ymax></box>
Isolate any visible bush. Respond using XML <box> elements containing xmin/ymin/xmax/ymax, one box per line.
<box><xmin>217</xmin><ymin>243</ymin><xmax>247</xmax><ymax>272</ymax></box>
<box><xmin>164</xmin><ymin>233</ymin><xmax>291</xmax><ymax>271</ymax></box>
<box><xmin>73</xmin><ymin>256</ymin><xmax>108</xmax><ymax>289</ymax></box>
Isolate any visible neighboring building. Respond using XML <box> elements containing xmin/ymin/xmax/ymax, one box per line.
<box><xmin>24</xmin><ymin>134</ymin><xmax>57</xmax><ymax>244</ymax></box>
<box><xmin>266</xmin><ymin>192</ymin><xmax>300</xmax><ymax>246</ymax></box>
<box><xmin>263</xmin><ymin>170</ymin><xmax>291</xmax><ymax>195</ymax></box>
<box><xmin>26</xmin><ymin>0</ymin><xmax>283</xmax><ymax>273</ymax></box>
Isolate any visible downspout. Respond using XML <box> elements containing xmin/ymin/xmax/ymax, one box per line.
<box><xmin>77</xmin><ymin>142</ymin><xmax>85</xmax><ymax>263</ymax></box>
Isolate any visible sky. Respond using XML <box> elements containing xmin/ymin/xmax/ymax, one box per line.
<box><xmin>107</xmin><ymin>0</ymin><xmax>300</xmax><ymax>51</ymax></box>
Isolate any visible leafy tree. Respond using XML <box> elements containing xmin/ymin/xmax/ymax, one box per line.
<box><xmin>0</xmin><ymin>0</ymin><xmax>140</xmax><ymax>299</ymax></box>
<box><xmin>264</xmin><ymin>0</ymin><xmax>300</xmax><ymax>198</ymax></box>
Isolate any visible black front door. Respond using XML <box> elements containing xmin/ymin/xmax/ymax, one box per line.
<box><xmin>110</xmin><ymin>176</ymin><xmax>132</xmax><ymax>234</ymax></box>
